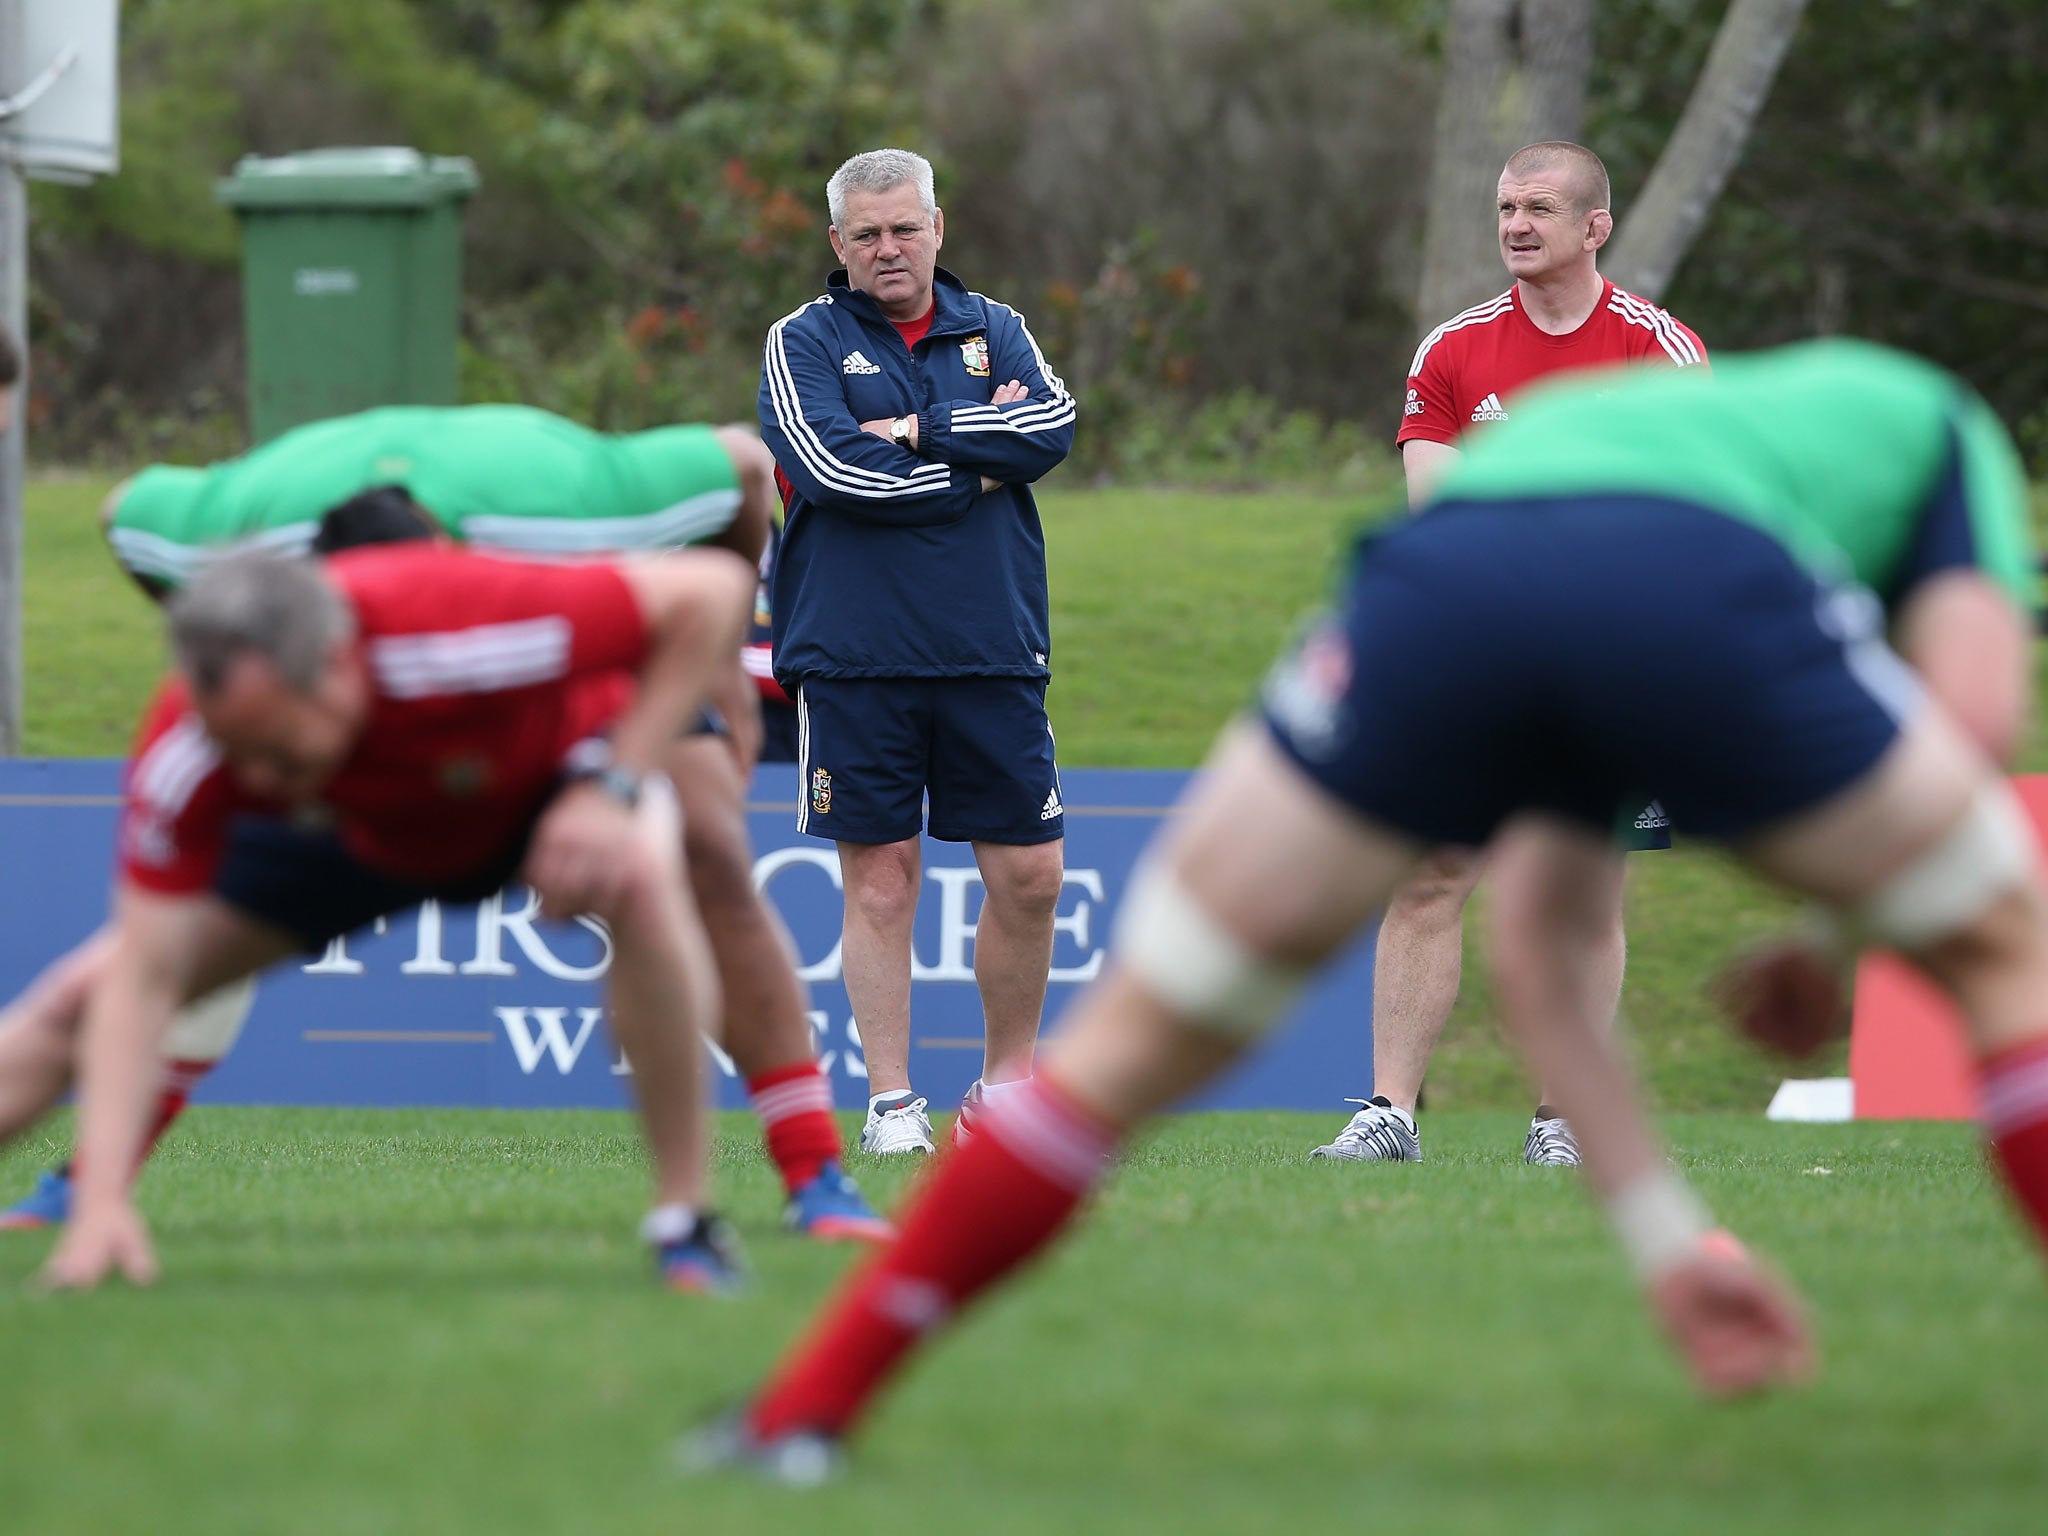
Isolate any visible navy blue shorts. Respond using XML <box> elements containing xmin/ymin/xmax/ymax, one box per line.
<box><xmin>793</xmin><ymin>676</ymin><xmax>1064</xmax><ymax>845</ymax></box>
<box><xmin>213</xmin><ymin>810</ymin><xmax>540</xmax><ymax>953</ymax></box>
<box><xmin>1261</xmin><ymin>496</ymin><xmax>1916</xmax><ymax>847</ymax></box>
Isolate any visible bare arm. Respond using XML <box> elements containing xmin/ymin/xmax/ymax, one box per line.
<box><xmin>45</xmin><ymin>887</ymin><xmax>208</xmax><ymax>1288</ymax></box>
<box><xmin>523</xmin><ymin>550</ymin><xmax>758</xmax><ymax>918</ymax></box>
<box><xmin>607</xmin><ymin>551</ymin><xmax>759</xmax><ymax>777</ymax></box>
<box><xmin>1892</xmin><ymin>571</ymin><xmax>2031</xmax><ymax>766</ymax></box>
<box><xmin>1402</xmin><ymin>440</ymin><xmax>1461</xmax><ymax>508</ymax></box>
<box><xmin>704</xmin><ymin>426</ymin><xmax>776</xmax><ymax>567</ymax></box>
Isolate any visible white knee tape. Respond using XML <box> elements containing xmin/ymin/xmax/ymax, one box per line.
<box><xmin>1850</xmin><ymin>781</ymin><xmax>2036</xmax><ymax>951</ymax></box>
<box><xmin>164</xmin><ymin>977</ymin><xmax>257</xmax><ymax>1062</ymax></box>
<box><xmin>1113</xmin><ymin>858</ymin><xmax>1310</xmax><ymax>1039</ymax></box>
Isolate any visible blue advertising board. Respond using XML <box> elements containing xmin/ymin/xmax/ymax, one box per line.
<box><xmin>0</xmin><ymin>760</ymin><xmax>1378</xmax><ymax>1113</ymax></box>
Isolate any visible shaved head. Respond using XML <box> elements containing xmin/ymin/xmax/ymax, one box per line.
<box><xmin>1504</xmin><ymin>142</ymin><xmax>1611</xmax><ymax>216</ymax></box>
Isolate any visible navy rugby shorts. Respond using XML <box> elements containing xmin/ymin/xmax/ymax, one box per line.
<box><xmin>213</xmin><ymin>807</ymin><xmax>543</xmax><ymax>953</ymax></box>
<box><xmin>1261</xmin><ymin>495</ymin><xmax>1916</xmax><ymax>848</ymax></box>
<box><xmin>793</xmin><ymin>675</ymin><xmax>1064</xmax><ymax>846</ymax></box>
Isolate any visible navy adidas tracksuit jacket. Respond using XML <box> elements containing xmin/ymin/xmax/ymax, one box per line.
<box><xmin>759</xmin><ymin>266</ymin><xmax>1077</xmax><ymax>686</ymax></box>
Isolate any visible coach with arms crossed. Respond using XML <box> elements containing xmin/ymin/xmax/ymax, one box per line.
<box><xmin>761</xmin><ymin>148</ymin><xmax>1077</xmax><ymax>1154</ymax></box>
<box><xmin>1314</xmin><ymin>141</ymin><xmax>1708</xmax><ymax>1169</ymax></box>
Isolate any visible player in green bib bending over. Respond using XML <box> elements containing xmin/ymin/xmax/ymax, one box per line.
<box><xmin>0</xmin><ymin>405</ymin><xmax>892</xmax><ymax>1254</ymax></box>
<box><xmin>104</xmin><ymin>405</ymin><xmax>766</xmax><ymax>592</ymax></box>
<box><xmin>704</xmin><ymin>342</ymin><xmax>2048</xmax><ymax>1473</ymax></box>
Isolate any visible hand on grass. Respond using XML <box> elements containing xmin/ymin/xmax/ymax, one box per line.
<box><xmin>1649</xmin><ymin>1232</ymin><xmax>1814</xmax><ymax>1398</ymax></box>
<box><xmin>43</xmin><ymin>1199</ymin><xmax>159</xmax><ymax>1292</ymax></box>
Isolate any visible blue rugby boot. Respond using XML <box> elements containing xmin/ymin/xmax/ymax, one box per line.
<box><xmin>784</xmin><ymin>1162</ymin><xmax>894</xmax><ymax>1244</ymax></box>
<box><xmin>0</xmin><ymin>1167</ymin><xmax>73</xmax><ymax>1230</ymax></box>
<box><xmin>648</xmin><ymin>1212</ymin><xmax>747</xmax><ymax>1295</ymax></box>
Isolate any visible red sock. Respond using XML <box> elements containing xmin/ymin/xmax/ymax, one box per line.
<box><xmin>64</xmin><ymin>1056</ymin><xmax>216</xmax><ymax>1184</ymax></box>
<box><xmin>1981</xmin><ymin>1037</ymin><xmax>2048</xmax><ymax>1250</ymax></box>
<box><xmin>748</xmin><ymin>1076</ymin><xmax>1119</xmax><ymax>1439</ymax></box>
<box><xmin>749</xmin><ymin>1063</ymin><xmax>843</xmax><ymax>1195</ymax></box>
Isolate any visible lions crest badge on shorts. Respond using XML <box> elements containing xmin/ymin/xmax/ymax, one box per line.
<box><xmin>810</xmin><ymin>766</ymin><xmax>833</xmax><ymax>816</ymax></box>
<box><xmin>961</xmin><ymin>336</ymin><xmax>991</xmax><ymax>377</ymax></box>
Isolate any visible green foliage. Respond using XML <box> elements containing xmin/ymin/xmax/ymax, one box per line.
<box><xmin>1590</xmin><ymin>0</ymin><xmax>2048</xmax><ymax>450</ymax></box>
<box><xmin>925</xmin><ymin>0</ymin><xmax>1431</xmax><ymax>425</ymax></box>
<box><xmin>23</xmin><ymin>1</ymin><xmax>2048</xmax><ymax>471</ymax></box>
<box><xmin>4</xmin><ymin>1107</ymin><xmax>2047</xmax><ymax>1532</ymax></box>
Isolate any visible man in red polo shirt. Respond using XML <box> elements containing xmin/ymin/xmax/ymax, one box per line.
<box><xmin>1312</xmin><ymin>141</ymin><xmax>1708</xmax><ymax>1169</ymax></box>
<box><xmin>31</xmin><ymin>542</ymin><xmax>756</xmax><ymax>1293</ymax></box>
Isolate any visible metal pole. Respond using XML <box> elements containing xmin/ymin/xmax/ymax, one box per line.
<box><xmin>0</xmin><ymin>153</ymin><xmax>23</xmax><ymax>755</ymax></box>
<box><xmin>0</xmin><ymin>0</ymin><xmax>26</xmax><ymax>754</ymax></box>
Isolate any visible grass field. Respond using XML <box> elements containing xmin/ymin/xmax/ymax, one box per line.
<box><xmin>1</xmin><ymin>1106</ymin><xmax>2044</xmax><ymax>1534</ymax></box>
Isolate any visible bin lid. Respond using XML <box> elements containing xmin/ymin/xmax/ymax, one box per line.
<box><xmin>215</xmin><ymin>147</ymin><xmax>480</xmax><ymax>210</ymax></box>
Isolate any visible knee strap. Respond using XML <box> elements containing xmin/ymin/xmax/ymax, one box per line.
<box><xmin>1849</xmin><ymin>780</ymin><xmax>2035</xmax><ymax>951</ymax></box>
<box><xmin>165</xmin><ymin>976</ymin><xmax>257</xmax><ymax>1061</ymax></box>
<box><xmin>1113</xmin><ymin>857</ymin><xmax>1310</xmax><ymax>1039</ymax></box>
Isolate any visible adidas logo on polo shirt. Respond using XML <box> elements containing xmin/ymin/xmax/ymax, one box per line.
<box><xmin>1040</xmin><ymin>787</ymin><xmax>1063</xmax><ymax>821</ymax></box>
<box><xmin>842</xmin><ymin>350</ymin><xmax>882</xmax><ymax>375</ymax></box>
<box><xmin>1470</xmin><ymin>392</ymin><xmax>1508</xmax><ymax>422</ymax></box>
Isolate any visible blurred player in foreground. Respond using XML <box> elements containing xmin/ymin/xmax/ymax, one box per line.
<box><xmin>696</xmin><ymin>341</ymin><xmax>2048</xmax><ymax>1479</ymax></box>
<box><xmin>14</xmin><ymin>541</ymin><xmax>757</xmax><ymax>1292</ymax></box>
<box><xmin>0</xmin><ymin>407</ymin><xmax>888</xmax><ymax>1243</ymax></box>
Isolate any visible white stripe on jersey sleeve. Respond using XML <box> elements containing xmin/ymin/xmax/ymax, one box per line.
<box><xmin>947</xmin><ymin>301</ymin><xmax>1079</xmax><ymax>435</ymax></box>
<box><xmin>1407</xmin><ymin>291</ymin><xmax>1515</xmax><ymax>378</ymax></box>
<box><xmin>369</xmin><ymin>617</ymin><xmax>575</xmax><ymax>700</ymax></box>
<box><xmin>131</xmin><ymin>715</ymin><xmax>222</xmax><ymax>818</ymax></box>
<box><xmin>763</xmin><ymin>300</ymin><xmax>956</xmax><ymax>502</ymax></box>
<box><xmin>1606</xmin><ymin>288</ymin><xmax>1704</xmax><ymax>366</ymax></box>
<box><xmin>463</xmin><ymin>487</ymin><xmax>744</xmax><ymax>554</ymax></box>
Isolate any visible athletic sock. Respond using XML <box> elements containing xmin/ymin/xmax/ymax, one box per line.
<box><xmin>951</xmin><ymin>1076</ymin><xmax>1028</xmax><ymax>1148</ymax></box>
<box><xmin>1980</xmin><ymin>1037</ymin><xmax>2048</xmax><ymax>1250</ymax></box>
<box><xmin>748</xmin><ymin>1076</ymin><xmax>1119</xmax><ymax>1439</ymax></box>
<box><xmin>57</xmin><ymin>1055</ymin><xmax>218</xmax><ymax>1187</ymax></box>
<box><xmin>145</xmin><ymin>1057</ymin><xmax>214</xmax><ymax>1160</ymax></box>
<box><xmin>749</xmin><ymin>1062</ymin><xmax>844</xmax><ymax>1195</ymax></box>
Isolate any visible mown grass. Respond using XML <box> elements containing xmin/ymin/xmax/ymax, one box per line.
<box><xmin>1</xmin><ymin>1106</ymin><xmax>2043</xmax><ymax>1535</ymax></box>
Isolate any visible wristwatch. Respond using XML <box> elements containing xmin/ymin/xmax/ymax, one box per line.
<box><xmin>889</xmin><ymin>414</ymin><xmax>915</xmax><ymax>450</ymax></box>
<box><xmin>561</xmin><ymin>737</ymin><xmax>644</xmax><ymax>810</ymax></box>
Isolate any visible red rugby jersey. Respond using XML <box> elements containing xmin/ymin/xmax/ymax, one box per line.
<box><xmin>119</xmin><ymin>545</ymin><xmax>647</xmax><ymax>895</ymax></box>
<box><xmin>1396</xmin><ymin>278</ymin><xmax>1707</xmax><ymax>448</ymax></box>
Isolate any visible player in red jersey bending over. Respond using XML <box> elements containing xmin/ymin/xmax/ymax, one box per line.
<box><xmin>26</xmin><ymin>542</ymin><xmax>756</xmax><ymax>1294</ymax></box>
<box><xmin>1315</xmin><ymin>141</ymin><xmax>1708</xmax><ymax>1169</ymax></box>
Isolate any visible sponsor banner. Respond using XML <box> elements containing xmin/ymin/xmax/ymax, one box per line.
<box><xmin>0</xmin><ymin>760</ymin><xmax>1379</xmax><ymax>1112</ymax></box>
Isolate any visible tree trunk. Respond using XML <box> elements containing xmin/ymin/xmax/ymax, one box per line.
<box><xmin>1413</xmin><ymin>0</ymin><xmax>1593</xmax><ymax>333</ymax></box>
<box><xmin>1603</xmin><ymin>0</ymin><xmax>1812</xmax><ymax>302</ymax></box>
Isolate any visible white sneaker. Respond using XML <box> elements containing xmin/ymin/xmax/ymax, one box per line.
<box><xmin>1523</xmin><ymin>1114</ymin><xmax>1582</xmax><ymax>1167</ymax></box>
<box><xmin>860</xmin><ymin>1095</ymin><xmax>935</xmax><ymax>1156</ymax></box>
<box><xmin>1309</xmin><ymin>1098</ymin><xmax>1421</xmax><ymax>1162</ymax></box>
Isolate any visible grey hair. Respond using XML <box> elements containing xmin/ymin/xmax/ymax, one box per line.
<box><xmin>169</xmin><ymin>551</ymin><xmax>354</xmax><ymax>696</ymax></box>
<box><xmin>826</xmin><ymin>148</ymin><xmax>937</xmax><ymax>230</ymax></box>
